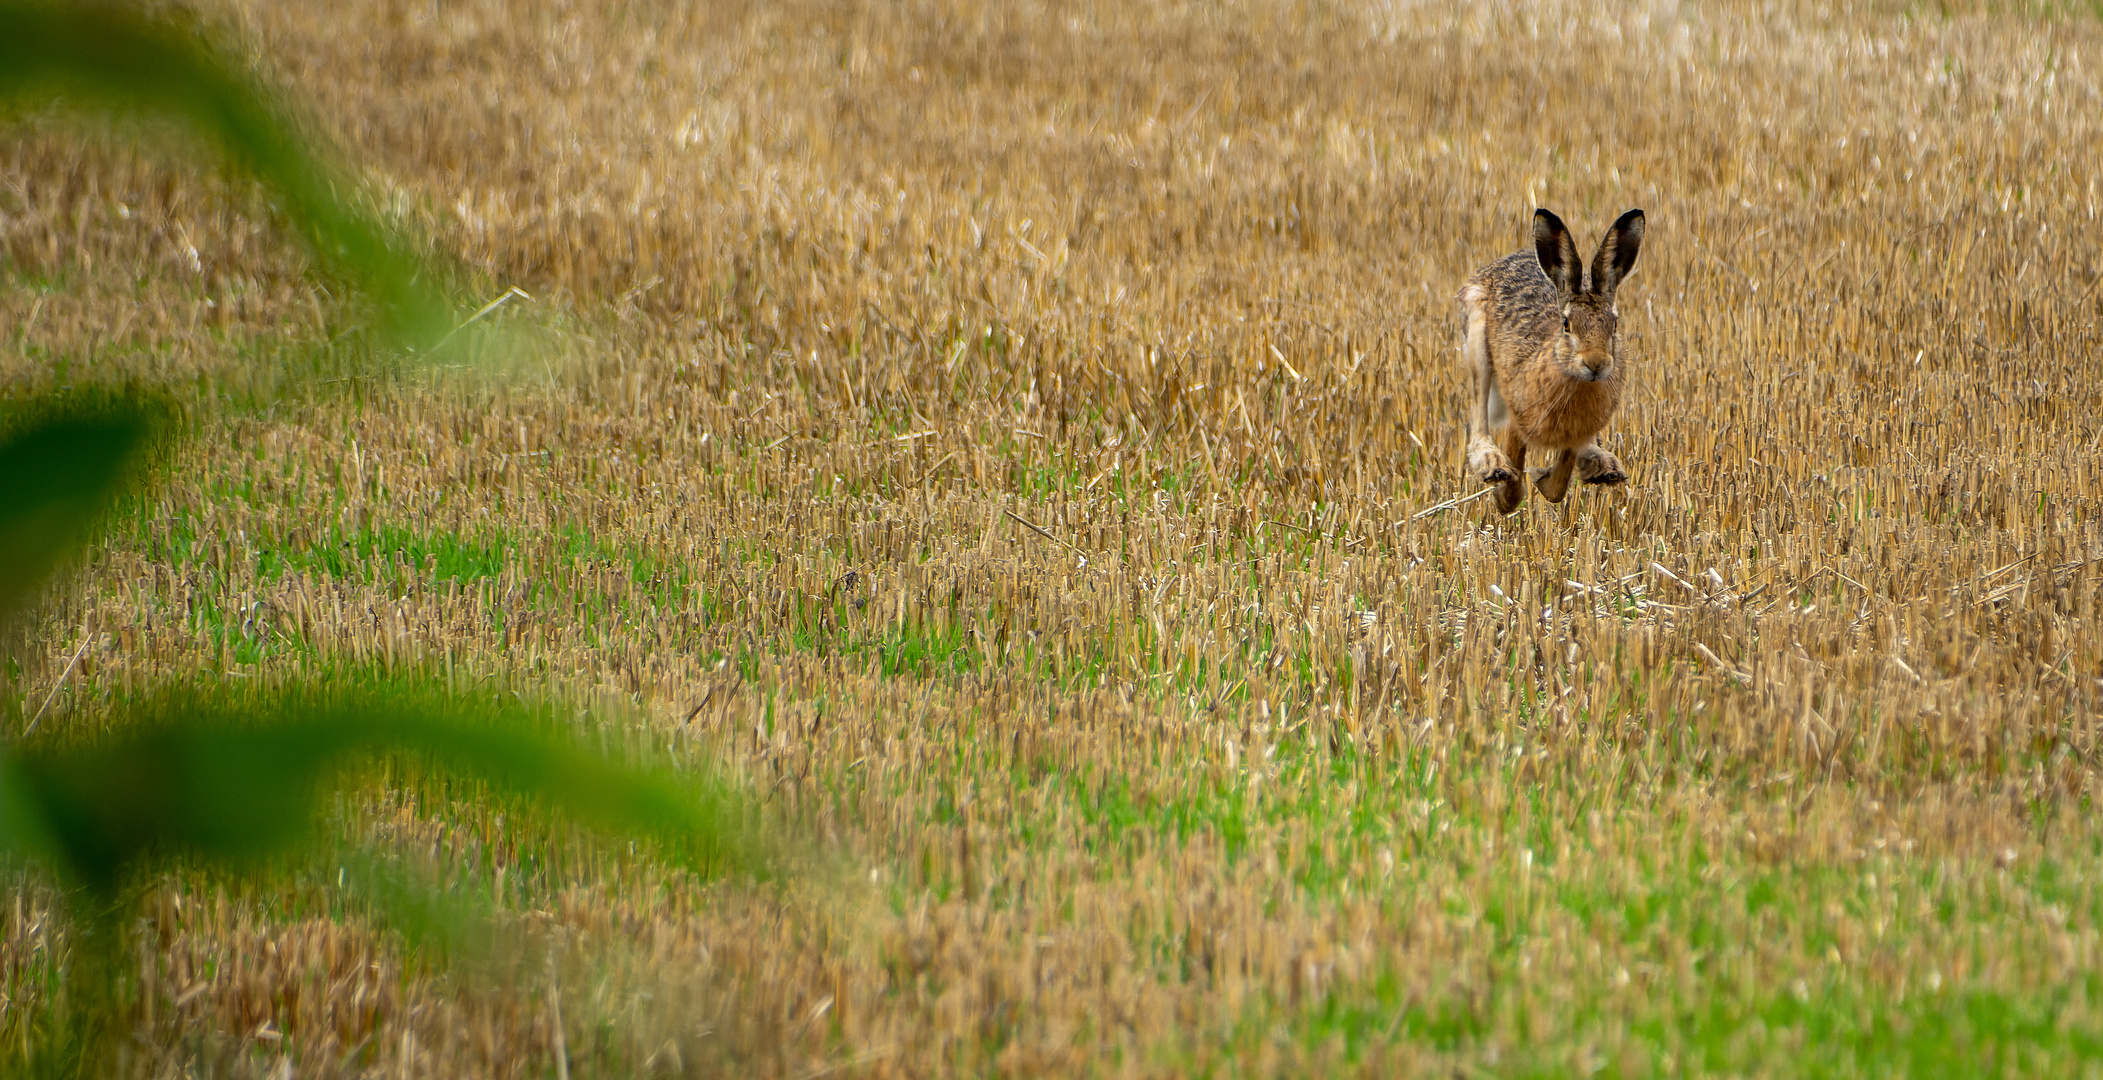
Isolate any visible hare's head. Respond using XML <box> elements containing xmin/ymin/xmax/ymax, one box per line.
<box><xmin>1533</xmin><ymin>208</ymin><xmax>1645</xmax><ymax>383</ymax></box>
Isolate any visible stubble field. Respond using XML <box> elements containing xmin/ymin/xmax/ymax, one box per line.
<box><xmin>6</xmin><ymin>0</ymin><xmax>2103</xmax><ymax>1076</ymax></box>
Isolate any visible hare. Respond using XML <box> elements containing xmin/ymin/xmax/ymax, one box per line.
<box><xmin>1459</xmin><ymin>207</ymin><xmax>1645</xmax><ymax>514</ymax></box>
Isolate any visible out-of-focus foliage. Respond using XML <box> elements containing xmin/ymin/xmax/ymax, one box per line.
<box><xmin>0</xmin><ymin>5</ymin><xmax>766</xmax><ymax>1077</ymax></box>
<box><xmin>0</xmin><ymin>406</ymin><xmax>156</xmax><ymax>620</ymax></box>
<box><xmin>0</xmin><ymin>682</ymin><xmax>764</xmax><ymax>899</ymax></box>
<box><xmin>0</xmin><ymin>0</ymin><xmax>451</xmax><ymax>347</ymax></box>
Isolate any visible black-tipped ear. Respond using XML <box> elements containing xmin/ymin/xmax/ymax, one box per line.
<box><xmin>1591</xmin><ymin>208</ymin><xmax>1645</xmax><ymax>296</ymax></box>
<box><xmin>1532</xmin><ymin>209</ymin><xmax>1581</xmax><ymax>298</ymax></box>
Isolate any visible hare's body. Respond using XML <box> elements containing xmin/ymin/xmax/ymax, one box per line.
<box><xmin>1461</xmin><ymin>209</ymin><xmax>1645</xmax><ymax>513</ymax></box>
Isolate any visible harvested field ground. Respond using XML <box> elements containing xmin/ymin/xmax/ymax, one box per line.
<box><xmin>6</xmin><ymin>0</ymin><xmax>2103</xmax><ymax>1075</ymax></box>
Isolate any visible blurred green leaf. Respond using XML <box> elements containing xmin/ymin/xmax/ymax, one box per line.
<box><xmin>0</xmin><ymin>10</ymin><xmax>729</xmax><ymax>1075</ymax></box>
<box><xmin>0</xmin><ymin>681</ymin><xmax>767</xmax><ymax>898</ymax></box>
<box><xmin>0</xmin><ymin>1</ymin><xmax>452</xmax><ymax>346</ymax></box>
<box><xmin>0</xmin><ymin>406</ymin><xmax>153</xmax><ymax>618</ymax></box>
<box><xmin>331</xmin><ymin>848</ymin><xmax>508</xmax><ymax>972</ymax></box>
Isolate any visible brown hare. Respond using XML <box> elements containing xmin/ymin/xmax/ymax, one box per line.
<box><xmin>1459</xmin><ymin>208</ymin><xmax>1645</xmax><ymax>514</ymax></box>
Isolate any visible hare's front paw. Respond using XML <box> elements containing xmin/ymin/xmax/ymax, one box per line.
<box><xmin>1469</xmin><ymin>440</ymin><xmax>1516</xmax><ymax>484</ymax></box>
<box><xmin>1578</xmin><ymin>446</ymin><xmax>1627</xmax><ymax>486</ymax></box>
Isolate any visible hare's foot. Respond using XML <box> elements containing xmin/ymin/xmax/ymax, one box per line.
<box><xmin>1492</xmin><ymin>433</ymin><xmax>1528</xmax><ymax>514</ymax></box>
<box><xmin>1468</xmin><ymin>436</ymin><xmax>1516</xmax><ymax>484</ymax></box>
<box><xmin>1493</xmin><ymin>476</ymin><xmax>1524</xmax><ymax>514</ymax></box>
<box><xmin>1577</xmin><ymin>445</ymin><xmax>1627</xmax><ymax>486</ymax></box>
<box><xmin>1535</xmin><ymin>449</ymin><xmax>1580</xmax><ymax>503</ymax></box>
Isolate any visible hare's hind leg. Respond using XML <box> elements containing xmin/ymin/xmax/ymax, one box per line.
<box><xmin>1462</xmin><ymin>299</ymin><xmax>1515</xmax><ymax>484</ymax></box>
<box><xmin>1535</xmin><ymin>449</ymin><xmax>1580</xmax><ymax>503</ymax></box>
<box><xmin>1493</xmin><ymin>426</ymin><xmax>1527</xmax><ymax>514</ymax></box>
<box><xmin>1575</xmin><ymin>442</ymin><xmax>1627</xmax><ymax>486</ymax></box>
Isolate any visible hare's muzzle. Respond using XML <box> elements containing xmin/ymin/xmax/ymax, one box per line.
<box><xmin>1578</xmin><ymin>354</ymin><xmax>1613</xmax><ymax>381</ymax></box>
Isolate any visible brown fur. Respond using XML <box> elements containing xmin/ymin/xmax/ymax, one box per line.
<box><xmin>1461</xmin><ymin>208</ymin><xmax>1645</xmax><ymax>514</ymax></box>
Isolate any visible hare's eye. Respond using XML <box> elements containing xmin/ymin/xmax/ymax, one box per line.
<box><xmin>1561</xmin><ymin>315</ymin><xmax>1570</xmax><ymax>331</ymax></box>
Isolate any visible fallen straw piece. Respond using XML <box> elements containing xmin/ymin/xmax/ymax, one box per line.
<box><xmin>1409</xmin><ymin>486</ymin><xmax>1501</xmax><ymax>520</ymax></box>
<box><xmin>1002</xmin><ymin>509</ymin><xmax>1085</xmax><ymax>554</ymax></box>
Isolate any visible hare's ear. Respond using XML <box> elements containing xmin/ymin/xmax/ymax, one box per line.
<box><xmin>1532</xmin><ymin>209</ymin><xmax>1581</xmax><ymax>298</ymax></box>
<box><xmin>1591</xmin><ymin>208</ymin><xmax>1645</xmax><ymax>296</ymax></box>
